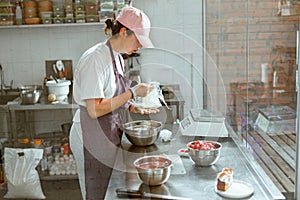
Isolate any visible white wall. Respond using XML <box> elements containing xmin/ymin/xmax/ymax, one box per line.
<box><xmin>0</xmin><ymin>25</ymin><xmax>105</xmax><ymax>87</ymax></box>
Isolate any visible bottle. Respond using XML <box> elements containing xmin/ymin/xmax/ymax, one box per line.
<box><xmin>15</xmin><ymin>2</ymin><xmax>22</xmax><ymax>25</ymax></box>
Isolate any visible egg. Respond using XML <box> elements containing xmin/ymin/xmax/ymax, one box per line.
<box><xmin>48</xmin><ymin>93</ymin><xmax>57</xmax><ymax>102</ymax></box>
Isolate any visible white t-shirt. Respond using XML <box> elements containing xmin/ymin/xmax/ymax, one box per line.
<box><xmin>72</xmin><ymin>40</ymin><xmax>125</xmax><ymax>123</ymax></box>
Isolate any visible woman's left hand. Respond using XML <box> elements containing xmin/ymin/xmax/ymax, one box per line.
<box><xmin>129</xmin><ymin>104</ymin><xmax>160</xmax><ymax>115</ymax></box>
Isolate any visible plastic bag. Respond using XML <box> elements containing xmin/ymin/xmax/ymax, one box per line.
<box><xmin>132</xmin><ymin>82</ymin><xmax>165</xmax><ymax>109</ymax></box>
<box><xmin>4</xmin><ymin>148</ymin><xmax>46</xmax><ymax>199</ymax></box>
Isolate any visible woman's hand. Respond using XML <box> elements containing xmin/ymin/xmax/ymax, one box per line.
<box><xmin>129</xmin><ymin>104</ymin><xmax>160</xmax><ymax>115</ymax></box>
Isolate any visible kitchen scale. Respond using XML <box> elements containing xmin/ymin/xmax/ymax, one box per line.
<box><xmin>254</xmin><ymin>105</ymin><xmax>296</xmax><ymax>134</ymax></box>
<box><xmin>179</xmin><ymin>109</ymin><xmax>228</xmax><ymax>137</ymax></box>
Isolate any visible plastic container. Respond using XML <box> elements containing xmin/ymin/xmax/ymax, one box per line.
<box><xmin>74</xmin><ymin>3</ymin><xmax>84</xmax><ymax>11</ymax></box>
<box><xmin>42</xmin><ymin>17</ymin><xmax>52</xmax><ymax>24</ymax></box>
<box><xmin>75</xmin><ymin>10</ymin><xmax>85</xmax><ymax>16</ymax></box>
<box><xmin>65</xmin><ymin>17</ymin><xmax>74</xmax><ymax>23</ymax></box>
<box><xmin>65</xmin><ymin>10</ymin><xmax>73</xmax><ymax>17</ymax></box>
<box><xmin>85</xmin><ymin>2</ymin><xmax>98</xmax><ymax>15</ymax></box>
<box><xmin>86</xmin><ymin>14</ymin><xmax>98</xmax><ymax>22</ymax></box>
<box><xmin>100</xmin><ymin>0</ymin><xmax>114</xmax><ymax>11</ymax></box>
<box><xmin>76</xmin><ymin>15</ymin><xmax>85</xmax><ymax>23</ymax></box>
<box><xmin>64</xmin><ymin>3</ymin><xmax>73</xmax><ymax>10</ymax></box>
<box><xmin>0</xmin><ymin>13</ymin><xmax>15</xmax><ymax>25</ymax></box>
<box><xmin>53</xmin><ymin>17</ymin><xmax>64</xmax><ymax>23</ymax></box>
<box><xmin>98</xmin><ymin>10</ymin><xmax>114</xmax><ymax>21</ymax></box>
<box><xmin>53</xmin><ymin>11</ymin><xmax>64</xmax><ymax>17</ymax></box>
<box><xmin>53</xmin><ymin>4</ymin><xmax>63</xmax><ymax>12</ymax></box>
<box><xmin>0</xmin><ymin>4</ymin><xmax>15</xmax><ymax>13</ymax></box>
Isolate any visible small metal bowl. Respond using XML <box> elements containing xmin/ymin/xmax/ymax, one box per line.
<box><xmin>19</xmin><ymin>85</ymin><xmax>43</xmax><ymax>105</ymax></box>
<box><xmin>122</xmin><ymin>120</ymin><xmax>162</xmax><ymax>146</ymax></box>
<box><xmin>134</xmin><ymin>155</ymin><xmax>172</xmax><ymax>186</ymax></box>
<box><xmin>187</xmin><ymin>140</ymin><xmax>222</xmax><ymax>166</ymax></box>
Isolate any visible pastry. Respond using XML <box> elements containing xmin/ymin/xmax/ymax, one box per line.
<box><xmin>216</xmin><ymin>168</ymin><xmax>233</xmax><ymax>192</ymax></box>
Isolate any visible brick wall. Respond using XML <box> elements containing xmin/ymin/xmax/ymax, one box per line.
<box><xmin>205</xmin><ymin>0</ymin><xmax>298</xmax><ymax>113</ymax></box>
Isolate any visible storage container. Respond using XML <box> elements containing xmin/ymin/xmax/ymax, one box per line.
<box><xmin>74</xmin><ymin>3</ymin><xmax>84</xmax><ymax>11</ymax></box>
<box><xmin>75</xmin><ymin>10</ymin><xmax>85</xmax><ymax>16</ymax></box>
<box><xmin>76</xmin><ymin>15</ymin><xmax>85</xmax><ymax>23</ymax></box>
<box><xmin>24</xmin><ymin>0</ymin><xmax>37</xmax><ymax>8</ymax></box>
<box><xmin>24</xmin><ymin>17</ymin><xmax>40</xmax><ymax>24</ymax></box>
<box><xmin>65</xmin><ymin>10</ymin><xmax>73</xmax><ymax>17</ymax></box>
<box><xmin>42</xmin><ymin>17</ymin><xmax>52</xmax><ymax>24</ymax></box>
<box><xmin>0</xmin><ymin>13</ymin><xmax>14</xmax><ymax>25</ymax></box>
<box><xmin>38</xmin><ymin>0</ymin><xmax>52</xmax><ymax>8</ymax></box>
<box><xmin>100</xmin><ymin>0</ymin><xmax>114</xmax><ymax>11</ymax></box>
<box><xmin>53</xmin><ymin>4</ymin><xmax>63</xmax><ymax>12</ymax></box>
<box><xmin>64</xmin><ymin>3</ymin><xmax>73</xmax><ymax>10</ymax></box>
<box><xmin>53</xmin><ymin>17</ymin><xmax>64</xmax><ymax>24</ymax></box>
<box><xmin>0</xmin><ymin>4</ymin><xmax>15</xmax><ymax>14</ymax></box>
<box><xmin>85</xmin><ymin>3</ymin><xmax>98</xmax><ymax>15</ymax></box>
<box><xmin>99</xmin><ymin>10</ymin><xmax>114</xmax><ymax>21</ymax></box>
<box><xmin>86</xmin><ymin>14</ymin><xmax>98</xmax><ymax>22</ymax></box>
<box><xmin>65</xmin><ymin>17</ymin><xmax>74</xmax><ymax>23</ymax></box>
<box><xmin>39</xmin><ymin>11</ymin><xmax>52</xmax><ymax>18</ymax></box>
<box><xmin>53</xmin><ymin>11</ymin><xmax>64</xmax><ymax>17</ymax></box>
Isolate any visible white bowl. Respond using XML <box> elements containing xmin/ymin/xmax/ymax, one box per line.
<box><xmin>46</xmin><ymin>79</ymin><xmax>71</xmax><ymax>101</ymax></box>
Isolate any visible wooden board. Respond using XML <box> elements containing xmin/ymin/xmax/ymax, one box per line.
<box><xmin>241</xmin><ymin>130</ymin><xmax>296</xmax><ymax>195</ymax></box>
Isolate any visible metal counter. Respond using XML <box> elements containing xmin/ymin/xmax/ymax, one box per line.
<box><xmin>105</xmin><ymin>124</ymin><xmax>285</xmax><ymax>200</ymax></box>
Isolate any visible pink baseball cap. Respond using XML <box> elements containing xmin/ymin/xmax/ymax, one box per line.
<box><xmin>116</xmin><ymin>6</ymin><xmax>154</xmax><ymax>48</ymax></box>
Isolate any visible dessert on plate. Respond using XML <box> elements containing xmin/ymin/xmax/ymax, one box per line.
<box><xmin>216</xmin><ymin>167</ymin><xmax>233</xmax><ymax>192</ymax></box>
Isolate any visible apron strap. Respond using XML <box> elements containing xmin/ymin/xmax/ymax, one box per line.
<box><xmin>106</xmin><ymin>40</ymin><xmax>125</xmax><ymax>76</ymax></box>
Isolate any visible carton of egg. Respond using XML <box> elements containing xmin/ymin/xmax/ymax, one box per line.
<box><xmin>49</xmin><ymin>154</ymin><xmax>77</xmax><ymax>176</ymax></box>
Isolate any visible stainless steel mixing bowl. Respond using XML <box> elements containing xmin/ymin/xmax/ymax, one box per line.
<box><xmin>187</xmin><ymin>140</ymin><xmax>222</xmax><ymax>166</ymax></box>
<box><xmin>122</xmin><ymin>120</ymin><xmax>162</xmax><ymax>146</ymax></box>
<box><xmin>134</xmin><ymin>155</ymin><xmax>172</xmax><ymax>186</ymax></box>
<box><xmin>19</xmin><ymin>85</ymin><xmax>43</xmax><ymax>104</ymax></box>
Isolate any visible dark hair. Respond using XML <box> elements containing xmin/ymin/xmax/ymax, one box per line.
<box><xmin>104</xmin><ymin>18</ymin><xmax>134</xmax><ymax>36</ymax></box>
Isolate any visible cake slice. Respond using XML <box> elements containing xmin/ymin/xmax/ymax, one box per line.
<box><xmin>216</xmin><ymin>168</ymin><xmax>233</xmax><ymax>192</ymax></box>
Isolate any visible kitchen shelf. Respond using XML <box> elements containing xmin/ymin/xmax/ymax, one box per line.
<box><xmin>0</xmin><ymin>22</ymin><xmax>104</xmax><ymax>29</ymax></box>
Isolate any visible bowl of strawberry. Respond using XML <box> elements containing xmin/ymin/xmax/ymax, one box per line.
<box><xmin>187</xmin><ymin>140</ymin><xmax>222</xmax><ymax>166</ymax></box>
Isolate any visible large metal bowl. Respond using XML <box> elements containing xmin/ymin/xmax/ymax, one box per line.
<box><xmin>122</xmin><ymin>120</ymin><xmax>162</xmax><ymax>146</ymax></box>
<box><xmin>134</xmin><ymin>155</ymin><xmax>172</xmax><ymax>186</ymax></box>
<box><xmin>187</xmin><ymin>140</ymin><xmax>222</xmax><ymax>166</ymax></box>
<box><xmin>19</xmin><ymin>85</ymin><xmax>43</xmax><ymax>105</ymax></box>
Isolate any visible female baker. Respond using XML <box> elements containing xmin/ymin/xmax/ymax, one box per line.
<box><xmin>70</xmin><ymin>6</ymin><xmax>157</xmax><ymax>200</ymax></box>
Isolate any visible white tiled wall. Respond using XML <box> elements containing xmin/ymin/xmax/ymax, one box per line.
<box><xmin>0</xmin><ymin>0</ymin><xmax>203</xmax><ymax>111</ymax></box>
<box><xmin>0</xmin><ymin>25</ymin><xmax>106</xmax><ymax>87</ymax></box>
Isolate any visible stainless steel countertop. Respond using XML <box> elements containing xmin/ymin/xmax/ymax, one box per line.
<box><xmin>105</xmin><ymin>124</ymin><xmax>285</xmax><ymax>200</ymax></box>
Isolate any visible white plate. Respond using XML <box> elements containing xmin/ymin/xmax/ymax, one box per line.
<box><xmin>215</xmin><ymin>180</ymin><xmax>254</xmax><ymax>199</ymax></box>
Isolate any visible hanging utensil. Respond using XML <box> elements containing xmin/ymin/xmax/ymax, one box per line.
<box><xmin>56</xmin><ymin>60</ymin><xmax>64</xmax><ymax>72</ymax></box>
